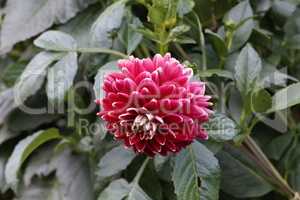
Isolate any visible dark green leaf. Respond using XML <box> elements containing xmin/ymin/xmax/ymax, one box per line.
<box><xmin>97</xmin><ymin>145</ymin><xmax>136</xmax><ymax>179</ymax></box>
<box><xmin>98</xmin><ymin>178</ymin><xmax>152</xmax><ymax>200</ymax></box>
<box><xmin>1</xmin><ymin>62</ymin><xmax>26</xmax><ymax>87</ymax></box>
<box><xmin>285</xmin><ymin>34</ymin><xmax>300</xmax><ymax>49</ymax></box>
<box><xmin>98</xmin><ymin>179</ymin><xmax>131</xmax><ymax>200</ymax></box>
<box><xmin>289</xmin><ymin>162</ymin><xmax>300</xmax><ymax>192</ymax></box>
<box><xmin>234</xmin><ymin>44</ymin><xmax>262</xmax><ymax>96</ymax></box>
<box><xmin>154</xmin><ymin>155</ymin><xmax>172</xmax><ymax>181</ymax></box>
<box><xmin>140</xmin><ymin>162</ymin><xmax>163</xmax><ymax>200</ymax></box>
<box><xmin>205</xmin><ymin>29</ymin><xmax>227</xmax><ymax>58</ymax></box>
<box><xmin>216</xmin><ymin>145</ymin><xmax>272</xmax><ymax>198</ymax></box>
<box><xmin>173</xmin><ymin>141</ymin><xmax>220</xmax><ymax>200</ymax></box>
<box><xmin>251</xmin><ymin>89</ymin><xmax>272</xmax><ymax>113</ymax></box>
<box><xmin>0</xmin><ymin>125</ymin><xmax>20</xmax><ymax>146</ymax></box>
<box><xmin>266</xmin><ymin>133</ymin><xmax>294</xmax><ymax>160</ymax></box>
<box><xmin>7</xmin><ymin>108</ymin><xmax>59</xmax><ymax>132</ymax></box>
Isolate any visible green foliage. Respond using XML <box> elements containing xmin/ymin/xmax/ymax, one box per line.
<box><xmin>0</xmin><ymin>0</ymin><xmax>300</xmax><ymax>199</ymax></box>
<box><xmin>217</xmin><ymin>145</ymin><xmax>273</xmax><ymax>198</ymax></box>
<box><xmin>172</xmin><ymin>141</ymin><xmax>220</xmax><ymax>200</ymax></box>
<box><xmin>5</xmin><ymin>128</ymin><xmax>60</xmax><ymax>192</ymax></box>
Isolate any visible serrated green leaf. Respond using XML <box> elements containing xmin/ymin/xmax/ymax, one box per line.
<box><xmin>5</xmin><ymin>128</ymin><xmax>61</xmax><ymax>192</ymax></box>
<box><xmin>53</xmin><ymin>149</ymin><xmax>94</xmax><ymax>200</ymax></box>
<box><xmin>46</xmin><ymin>52</ymin><xmax>78</xmax><ymax>105</ymax></box>
<box><xmin>98</xmin><ymin>178</ymin><xmax>152</xmax><ymax>200</ymax></box>
<box><xmin>90</xmin><ymin>0</ymin><xmax>127</xmax><ymax>48</ymax></box>
<box><xmin>173</xmin><ymin>141</ymin><xmax>220</xmax><ymax>200</ymax></box>
<box><xmin>98</xmin><ymin>179</ymin><xmax>131</xmax><ymax>200</ymax></box>
<box><xmin>234</xmin><ymin>44</ymin><xmax>262</xmax><ymax>96</ymax></box>
<box><xmin>98</xmin><ymin>160</ymin><xmax>153</xmax><ymax>200</ymax></box>
<box><xmin>97</xmin><ymin>145</ymin><xmax>136</xmax><ymax>179</ymax></box>
<box><xmin>34</xmin><ymin>31</ymin><xmax>77</xmax><ymax>51</ymax></box>
<box><xmin>14</xmin><ymin>52</ymin><xmax>64</xmax><ymax>106</ymax></box>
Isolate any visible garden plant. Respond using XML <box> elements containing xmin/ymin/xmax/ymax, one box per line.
<box><xmin>0</xmin><ymin>0</ymin><xmax>300</xmax><ymax>200</ymax></box>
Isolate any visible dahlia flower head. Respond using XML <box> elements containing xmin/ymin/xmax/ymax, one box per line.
<box><xmin>96</xmin><ymin>53</ymin><xmax>212</xmax><ymax>156</ymax></box>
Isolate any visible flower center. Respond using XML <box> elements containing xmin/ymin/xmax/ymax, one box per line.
<box><xmin>132</xmin><ymin>113</ymin><xmax>158</xmax><ymax>139</ymax></box>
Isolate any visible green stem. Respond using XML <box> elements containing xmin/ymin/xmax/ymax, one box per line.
<box><xmin>159</xmin><ymin>43</ymin><xmax>168</xmax><ymax>55</ymax></box>
<box><xmin>193</xmin><ymin>12</ymin><xmax>207</xmax><ymax>70</ymax></box>
<box><xmin>225</xmin><ymin>31</ymin><xmax>234</xmax><ymax>51</ymax></box>
<box><xmin>75</xmin><ymin>47</ymin><xmax>128</xmax><ymax>58</ymax></box>
<box><xmin>244</xmin><ymin>136</ymin><xmax>296</xmax><ymax>199</ymax></box>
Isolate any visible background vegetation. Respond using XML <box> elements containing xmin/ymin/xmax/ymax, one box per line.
<box><xmin>0</xmin><ymin>0</ymin><xmax>300</xmax><ymax>199</ymax></box>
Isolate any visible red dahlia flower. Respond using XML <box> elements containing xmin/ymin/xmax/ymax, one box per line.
<box><xmin>96</xmin><ymin>53</ymin><xmax>212</xmax><ymax>156</ymax></box>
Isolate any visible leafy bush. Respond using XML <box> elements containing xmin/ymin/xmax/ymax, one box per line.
<box><xmin>0</xmin><ymin>0</ymin><xmax>300</xmax><ymax>199</ymax></box>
